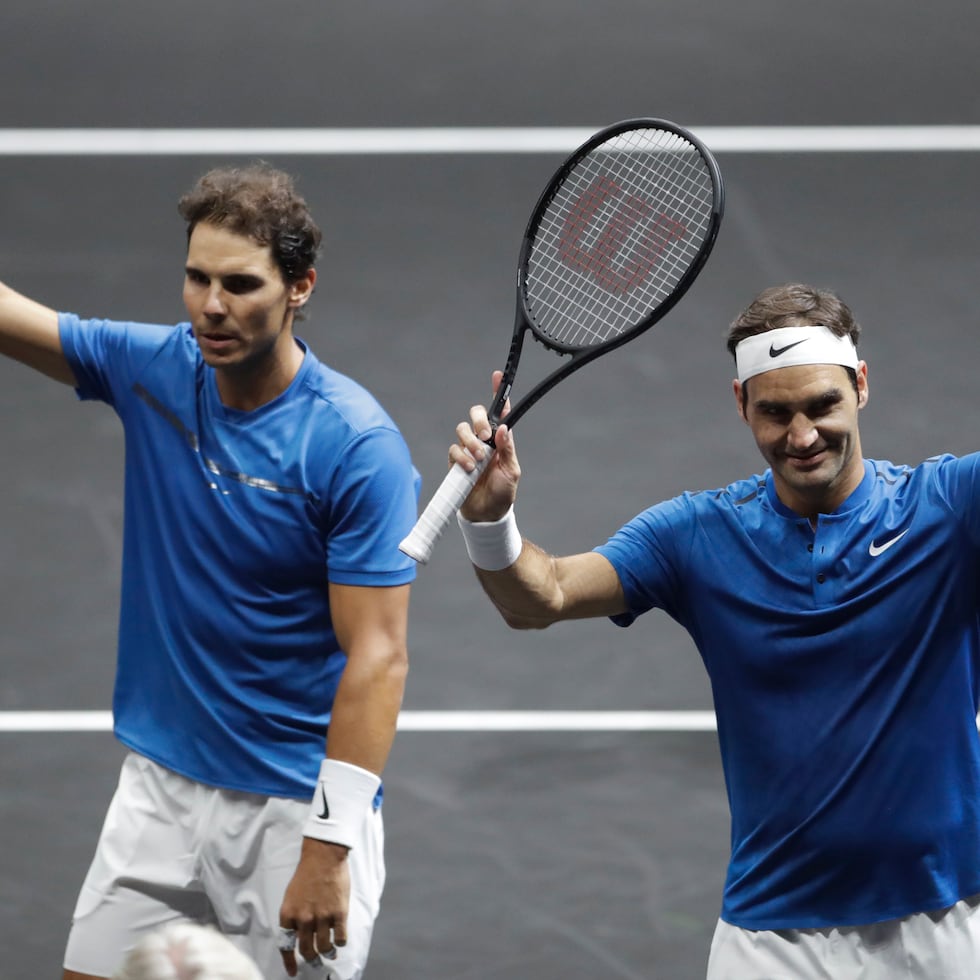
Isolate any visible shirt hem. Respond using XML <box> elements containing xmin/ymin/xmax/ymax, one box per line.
<box><xmin>721</xmin><ymin>885</ymin><xmax>980</xmax><ymax>931</ymax></box>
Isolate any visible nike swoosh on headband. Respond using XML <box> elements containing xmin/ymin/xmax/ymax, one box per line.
<box><xmin>868</xmin><ymin>528</ymin><xmax>910</xmax><ymax>557</ymax></box>
<box><xmin>769</xmin><ymin>339</ymin><xmax>809</xmax><ymax>358</ymax></box>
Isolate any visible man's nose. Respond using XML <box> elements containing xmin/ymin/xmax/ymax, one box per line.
<box><xmin>786</xmin><ymin>414</ymin><xmax>818</xmax><ymax>449</ymax></box>
<box><xmin>203</xmin><ymin>286</ymin><xmax>227</xmax><ymax>316</ymax></box>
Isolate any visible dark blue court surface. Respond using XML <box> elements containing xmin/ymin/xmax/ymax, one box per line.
<box><xmin>1</xmin><ymin>2</ymin><xmax>979</xmax><ymax>977</ymax></box>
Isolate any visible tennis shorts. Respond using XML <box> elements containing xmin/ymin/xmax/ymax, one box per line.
<box><xmin>706</xmin><ymin>893</ymin><xmax>980</xmax><ymax>979</ymax></box>
<box><xmin>63</xmin><ymin>751</ymin><xmax>385</xmax><ymax>980</ymax></box>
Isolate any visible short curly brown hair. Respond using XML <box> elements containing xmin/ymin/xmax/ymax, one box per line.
<box><xmin>177</xmin><ymin>164</ymin><xmax>322</xmax><ymax>285</ymax></box>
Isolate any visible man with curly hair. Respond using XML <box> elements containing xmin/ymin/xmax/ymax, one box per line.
<box><xmin>0</xmin><ymin>165</ymin><xmax>418</xmax><ymax>980</ymax></box>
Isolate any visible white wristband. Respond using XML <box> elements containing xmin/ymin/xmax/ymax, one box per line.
<box><xmin>456</xmin><ymin>506</ymin><xmax>523</xmax><ymax>570</ymax></box>
<box><xmin>303</xmin><ymin>759</ymin><xmax>381</xmax><ymax>849</ymax></box>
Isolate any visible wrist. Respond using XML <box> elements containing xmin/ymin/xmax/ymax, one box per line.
<box><xmin>303</xmin><ymin>759</ymin><xmax>381</xmax><ymax>849</ymax></box>
<box><xmin>457</xmin><ymin>505</ymin><xmax>523</xmax><ymax>570</ymax></box>
<box><xmin>300</xmin><ymin>837</ymin><xmax>350</xmax><ymax>860</ymax></box>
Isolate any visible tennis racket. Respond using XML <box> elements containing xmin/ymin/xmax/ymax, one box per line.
<box><xmin>399</xmin><ymin>117</ymin><xmax>724</xmax><ymax>564</ymax></box>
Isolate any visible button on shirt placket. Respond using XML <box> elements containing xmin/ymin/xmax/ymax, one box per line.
<box><xmin>808</xmin><ymin>519</ymin><xmax>836</xmax><ymax>601</ymax></box>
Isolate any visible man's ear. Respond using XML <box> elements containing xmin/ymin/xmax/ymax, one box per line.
<box><xmin>289</xmin><ymin>268</ymin><xmax>316</xmax><ymax>308</ymax></box>
<box><xmin>856</xmin><ymin>360</ymin><xmax>869</xmax><ymax>409</ymax></box>
<box><xmin>733</xmin><ymin>378</ymin><xmax>748</xmax><ymax>423</ymax></box>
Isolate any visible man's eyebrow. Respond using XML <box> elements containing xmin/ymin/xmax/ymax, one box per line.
<box><xmin>754</xmin><ymin>388</ymin><xmax>846</xmax><ymax>413</ymax></box>
<box><xmin>183</xmin><ymin>266</ymin><xmax>265</xmax><ymax>284</ymax></box>
<box><xmin>221</xmin><ymin>272</ymin><xmax>264</xmax><ymax>283</ymax></box>
<box><xmin>810</xmin><ymin>388</ymin><xmax>846</xmax><ymax>409</ymax></box>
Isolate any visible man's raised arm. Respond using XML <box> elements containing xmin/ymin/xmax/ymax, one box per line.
<box><xmin>0</xmin><ymin>283</ymin><xmax>75</xmax><ymax>385</ymax></box>
<box><xmin>452</xmin><ymin>384</ymin><xmax>626</xmax><ymax>628</ymax></box>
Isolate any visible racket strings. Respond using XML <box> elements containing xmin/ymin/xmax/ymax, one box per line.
<box><xmin>526</xmin><ymin>127</ymin><xmax>717</xmax><ymax>349</ymax></box>
<box><xmin>539</xmin><ymin>150</ymin><xmax>709</xmax><ymax>344</ymax></box>
<box><xmin>542</xmin><ymin>130</ymin><xmax>712</xmax><ymax>336</ymax></box>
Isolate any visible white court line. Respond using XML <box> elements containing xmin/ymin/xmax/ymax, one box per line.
<box><xmin>398</xmin><ymin>710</ymin><xmax>717</xmax><ymax>731</ymax></box>
<box><xmin>1</xmin><ymin>126</ymin><xmax>980</xmax><ymax>155</ymax></box>
<box><xmin>0</xmin><ymin>710</ymin><xmax>716</xmax><ymax>733</ymax></box>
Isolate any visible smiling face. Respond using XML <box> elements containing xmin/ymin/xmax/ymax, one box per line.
<box><xmin>734</xmin><ymin>361</ymin><xmax>869</xmax><ymax>519</ymax></box>
<box><xmin>183</xmin><ymin>221</ymin><xmax>315</xmax><ymax>409</ymax></box>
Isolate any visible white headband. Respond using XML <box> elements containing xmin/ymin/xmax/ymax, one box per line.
<box><xmin>735</xmin><ymin>325</ymin><xmax>858</xmax><ymax>383</ymax></box>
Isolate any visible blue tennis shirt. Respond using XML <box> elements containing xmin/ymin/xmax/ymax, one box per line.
<box><xmin>60</xmin><ymin>315</ymin><xmax>419</xmax><ymax>799</ymax></box>
<box><xmin>596</xmin><ymin>455</ymin><xmax>980</xmax><ymax>929</ymax></box>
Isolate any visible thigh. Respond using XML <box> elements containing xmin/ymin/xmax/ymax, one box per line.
<box><xmin>62</xmin><ymin>754</ymin><xmax>208</xmax><ymax>977</ymax></box>
<box><xmin>706</xmin><ymin>918</ymin><xmax>904</xmax><ymax>980</ymax></box>
<box><xmin>706</xmin><ymin>919</ymin><xmax>809</xmax><ymax>980</ymax></box>
<box><xmin>205</xmin><ymin>797</ymin><xmax>386</xmax><ymax>980</ymax></box>
<box><xmin>902</xmin><ymin>893</ymin><xmax>980</xmax><ymax>978</ymax></box>
<box><xmin>706</xmin><ymin>904</ymin><xmax>980</xmax><ymax>980</ymax></box>
<box><xmin>341</xmin><ymin>805</ymin><xmax>386</xmax><ymax>978</ymax></box>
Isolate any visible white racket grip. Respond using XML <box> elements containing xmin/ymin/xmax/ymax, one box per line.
<box><xmin>399</xmin><ymin>452</ymin><xmax>494</xmax><ymax>564</ymax></box>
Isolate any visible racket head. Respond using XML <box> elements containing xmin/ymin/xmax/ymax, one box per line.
<box><xmin>518</xmin><ymin>118</ymin><xmax>724</xmax><ymax>357</ymax></box>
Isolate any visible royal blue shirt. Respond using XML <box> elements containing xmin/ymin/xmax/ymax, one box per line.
<box><xmin>597</xmin><ymin>456</ymin><xmax>980</xmax><ymax>929</ymax></box>
<box><xmin>60</xmin><ymin>315</ymin><xmax>419</xmax><ymax>798</ymax></box>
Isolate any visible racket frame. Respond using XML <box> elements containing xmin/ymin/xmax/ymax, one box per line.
<box><xmin>487</xmin><ymin>116</ymin><xmax>724</xmax><ymax>431</ymax></box>
<box><xmin>399</xmin><ymin>117</ymin><xmax>724</xmax><ymax>563</ymax></box>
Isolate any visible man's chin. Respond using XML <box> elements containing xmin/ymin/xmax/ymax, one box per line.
<box><xmin>776</xmin><ymin>458</ymin><xmax>837</xmax><ymax>493</ymax></box>
<box><xmin>196</xmin><ymin>334</ymin><xmax>240</xmax><ymax>361</ymax></box>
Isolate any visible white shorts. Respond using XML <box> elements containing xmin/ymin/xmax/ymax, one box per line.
<box><xmin>706</xmin><ymin>893</ymin><xmax>980</xmax><ymax>980</ymax></box>
<box><xmin>63</xmin><ymin>752</ymin><xmax>385</xmax><ymax>980</ymax></box>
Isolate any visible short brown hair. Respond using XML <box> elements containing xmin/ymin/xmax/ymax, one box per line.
<box><xmin>177</xmin><ymin>164</ymin><xmax>322</xmax><ymax>285</ymax></box>
<box><xmin>726</xmin><ymin>283</ymin><xmax>861</xmax><ymax>358</ymax></box>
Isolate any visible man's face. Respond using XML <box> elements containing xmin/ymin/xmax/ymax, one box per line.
<box><xmin>183</xmin><ymin>221</ymin><xmax>313</xmax><ymax>375</ymax></box>
<box><xmin>734</xmin><ymin>361</ymin><xmax>869</xmax><ymax>517</ymax></box>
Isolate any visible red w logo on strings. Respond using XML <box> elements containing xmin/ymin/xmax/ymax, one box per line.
<box><xmin>559</xmin><ymin>176</ymin><xmax>687</xmax><ymax>293</ymax></box>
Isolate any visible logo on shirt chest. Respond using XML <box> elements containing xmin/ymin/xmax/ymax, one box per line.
<box><xmin>868</xmin><ymin>527</ymin><xmax>910</xmax><ymax>557</ymax></box>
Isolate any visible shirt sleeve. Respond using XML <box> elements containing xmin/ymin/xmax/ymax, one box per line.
<box><xmin>58</xmin><ymin>313</ymin><xmax>176</xmax><ymax>409</ymax></box>
<box><xmin>325</xmin><ymin>425</ymin><xmax>421</xmax><ymax>586</ymax></box>
<box><xmin>594</xmin><ymin>494</ymin><xmax>691</xmax><ymax>627</ymax></box>
<box><xmin>932</xmin><ymin>452</ymin><xmax>980</xmax><ymax>548</ymax></box>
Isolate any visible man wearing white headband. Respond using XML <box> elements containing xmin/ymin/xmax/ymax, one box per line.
<box><xmin>449</xmin><ymin>282</ymin><xmax>980</xmax><ymax>979</ymax></box>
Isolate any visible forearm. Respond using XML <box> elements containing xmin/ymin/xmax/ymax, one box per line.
<box><xmin>286</xmin><ymin>639</ymin><xmax>403</xmax><ymax>966</ymax></box>
<box><xmin>452</xmin><ymin>410</ymin><xmax>626</xmax><ymax>626</ymax></box>
<box><xmin>468</xmin><ymin>533</ymin><xmax>627</xmax><ymax>629</ymax></box>
<box><xmin>324</xmin><ymin>640</ymin><xmax>407</xmax><ymax>774</ymax></box>
<box><xmin>0</xmin><ymin>283</ymin><xmax>75</xmax><ymax>384</ymax></box>
<box><xmin>473</xmin><ymin>537</ymin><xmax>567</xmax><ymax>629</ymax></box>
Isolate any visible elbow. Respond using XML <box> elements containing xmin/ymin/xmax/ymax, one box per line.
<box><xmin>388</xmin><ymin>643</ymin><xmax>410</xmax><ymax>683</ymax></box>
<box><xmin>494</xmin><ymin>602</ymin><xmax>559</xmax><ymax>631</ymax></box>
<box><xmin>366</xmin><ymin>640</ymin><xmax>409</xmax><ymax>691</ymax></box>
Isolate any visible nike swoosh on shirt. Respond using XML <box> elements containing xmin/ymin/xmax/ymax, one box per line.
<box><xmin>868</xmin><ymin>528</ymin><xmax>910</xmax><ymax>557</ymax></box>
<box><xmin>769</xmin><ymin>339</ymin><xmax>809</xmax><ymax>358</ymax></box>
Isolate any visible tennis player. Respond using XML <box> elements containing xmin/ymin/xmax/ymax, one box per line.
<box><xmin>0</xmin><ymin>165</ymin><xmax>419</xmax><ymax>980</ymax></box>
<box><xmin>449</xmin><ymin>283</ymin><xmax>980</xmax><ymax>979</ymax></box>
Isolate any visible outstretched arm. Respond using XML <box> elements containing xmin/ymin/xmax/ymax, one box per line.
<box><xmin>453</xmin><ymin>371</ymin><xmax>626</xmax><ymax>628</ymax></box>
<box><xmin>0</xmin><ymin>282</ymin><xmax>75</xmax><ymax>385</ymax></box>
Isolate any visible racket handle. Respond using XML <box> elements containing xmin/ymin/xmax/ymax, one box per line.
<box><xmin>399</xmin><ymin>453</ymin><xmax>494</xmax><ymax>564</ymax></box>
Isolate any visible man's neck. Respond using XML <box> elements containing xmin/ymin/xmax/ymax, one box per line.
<box><xmin>216</xmin><ymin>337</ymin><xmax>305</xmax><ymax>412</ymax></box>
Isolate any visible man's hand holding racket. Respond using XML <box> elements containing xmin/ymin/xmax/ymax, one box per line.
<box><xmin>400</xmin><ymin>117</ymin><xmax>724</xmax><ymax>565</ymax></box>
<box><xmin>452</xmin><ymin>370</ymin><xmax>520</xmax><ymax>524</ymax></box>
<box><xmin>451</xmin><ymin>369</ymin><xmax>628</xmax><ymax>625</ymax></box>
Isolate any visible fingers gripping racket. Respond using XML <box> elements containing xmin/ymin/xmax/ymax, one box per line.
<box><xmin>399</xmin><ymin>118</ymin><xmax>724</xmax><ymax>564</ymax></box>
